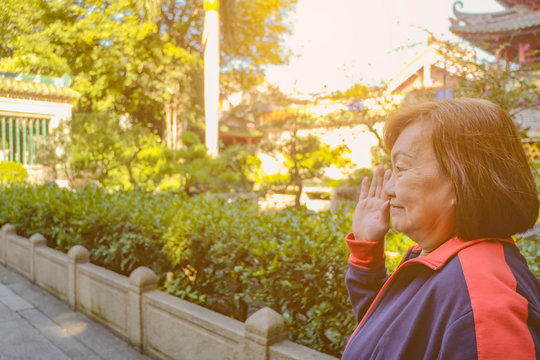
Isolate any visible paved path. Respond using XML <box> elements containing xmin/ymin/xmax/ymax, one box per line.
<box><xmin>0</xmin><ymin>264</ymin><xmax>150</xmax><ymax>360</ymax></box>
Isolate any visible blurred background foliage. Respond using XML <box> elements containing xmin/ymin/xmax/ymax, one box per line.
<box><xmin>0</xmin><ymin>0</ymin><xmax>297</xmax><ymax>136</ymax></box>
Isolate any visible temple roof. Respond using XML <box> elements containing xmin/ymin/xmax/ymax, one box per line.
<box><xmin>0</xmin><ymin>72</ymin><xmax>80</xmax><ymax>103</ymax></box>
<box><xmin>496</xmin><ymin>0</ymin><xmax>540</xmax><ymax>11</ymax></box>
<box><xmin>450</xmin><ymin>2</ymin><xmax>540</xmax><ymax>34</ymax></box>
<box><xmin>449</xmin><ymin>1</ymin><xmax>540</xmax><ymax>57</ymax></box>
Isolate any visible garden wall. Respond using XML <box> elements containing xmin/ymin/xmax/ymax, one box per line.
<box><xmin>0</xmin><ymin>224</ymin><xmax>337</xmax><ymax>360</ymax></box>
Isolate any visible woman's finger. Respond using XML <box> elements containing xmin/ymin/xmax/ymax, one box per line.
<box><xmin>374</xmin><ymin>166</ymin><xmax>386</xmax><ymax>198</ymax></box>
<box><xmin>359</xmin><ymin>176</ymin><xmax>369</xmax><ymax>200</ymax></box>
<box><xmin>369</xmin><ymin>170</ymin><xmax>378</xmax><ymax>197</ymax></box>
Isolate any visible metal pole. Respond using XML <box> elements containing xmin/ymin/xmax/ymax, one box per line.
<box><xmin>35</xmin><ymin>118</ymin><xmax>40</xmax><ymax>156</ymax></box>
<box><xmin>22</xmin><ymin>118</ymin><xmax>27</xmax><ymax>164</ymax></box>
<box><xmin>29</xmin><ymin>119</ymin><xmax>34</xmax><ymax>165</ymax></box>
<box><xmin>1</xmin><ymin>117</ymin><xmax>5</xmax><ymax>161</ymax></box>
<box><xmin>8</xmin><ymin>118</ymin><xmax>13</xmax><ymax>162</ymax></box>
<box><xmin>42</xmin><ymin>119</ymin><xmax>47</xmax><ymax>144</ymax></box>
<box><xmin>16</xmin><ymin>118</ymin><xmax>20</xmax><ymax>163</ymax></box>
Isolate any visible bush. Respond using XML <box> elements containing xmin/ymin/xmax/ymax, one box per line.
<box><xmin>517</xmin><ymin>235</ymin><xmax>540</xmax><ymax>277</ymax></box>
<box><xmin>162</xmin><ymin>200</ymin><xmax>357</xmax><ymax>354</ymax></box>
<box><xmin>0</xmin><ymin>184</ymin><xmax>536</xmax><ymax>357</ymax></box>
<box><xmin>0</xmin><ymin>161</ymin><xmax>28</xmax><ymax>186</ymax></box>
<box><xmin>0</xmin><ymin>184</ymin><xmax>182</xmax><ymax>276</ymax></box>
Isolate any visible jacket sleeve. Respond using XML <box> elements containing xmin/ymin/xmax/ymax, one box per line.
<box><xmin>344</xmin><ymin>232</ymin><xmax>388</xmax><ymax>322</ymax></box>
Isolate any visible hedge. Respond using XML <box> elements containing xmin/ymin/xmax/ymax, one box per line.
<box><xmin>0</xmin><ymin>184</ymin><xmax>537</xmax><ymax>356</ymax></box>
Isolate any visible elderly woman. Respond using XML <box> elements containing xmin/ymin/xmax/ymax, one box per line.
<box><xmin>342</xmin><ymin>98</ymin><xmax>539</xmax><ymax>360</ymax></box>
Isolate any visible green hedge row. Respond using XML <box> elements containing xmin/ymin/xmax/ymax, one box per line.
<box><xmin>0</xmin><ymin>184</ymin><xmax>537</xmax><ymax>356</ymax></box>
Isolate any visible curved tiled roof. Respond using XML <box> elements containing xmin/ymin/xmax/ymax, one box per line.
<box><xmin>496</xmin><ymin>0</ymin><xmax>540</xmax><ymax>12</ymax></box>
<box><xmin>450</xmin><ymin>2</ymin><xmax>540</xmax><ymax>34</ymax></box>
<box><xmin>0</xmin><ymin>74</ymin><xmax>80</xmax><ymax>103</ymax></box>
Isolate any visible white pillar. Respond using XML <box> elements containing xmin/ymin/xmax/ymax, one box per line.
<box><xmin>203</xmin><ymin>0</ymin><xmax>220</xmax><ymax>157</ymax></box>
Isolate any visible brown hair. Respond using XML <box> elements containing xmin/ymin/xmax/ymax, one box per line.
<box><xmin>384</xmin><ymin>98</ymin><xmax>538</xmax><ymax>240</ymax></box>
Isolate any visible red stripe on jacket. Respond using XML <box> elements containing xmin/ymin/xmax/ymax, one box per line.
<box><xmin>459</xmin><ymin>241</ymin><xmax>535</xmax><ymax>360</ymax></box>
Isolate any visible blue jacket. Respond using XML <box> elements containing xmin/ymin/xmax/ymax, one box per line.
<box><xmin>341</xmin><ymin>233</ymin><xmax>540</xmax><ymax>360</ymax></box>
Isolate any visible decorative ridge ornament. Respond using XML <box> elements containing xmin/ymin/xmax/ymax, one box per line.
<box><xmin>452</xmin><ymin>1</ymin><xmax>465</xmax><ymax>21</ymax></box>
<box><xmin>451</xmin><ymin>1</ymin><xmax>540</xmax><ymax>28</ymax></box>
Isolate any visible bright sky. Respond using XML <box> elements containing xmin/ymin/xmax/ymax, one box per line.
<box><xmin>265</xmin><ymin>0</ymin><xmax>505</xmax><ymax>95</ymax></box>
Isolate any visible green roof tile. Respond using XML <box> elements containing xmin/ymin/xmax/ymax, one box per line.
<box><xmin>0</xmin><ymin>76</ymin><xmax>79</xmax><ymax>103</ymax></box>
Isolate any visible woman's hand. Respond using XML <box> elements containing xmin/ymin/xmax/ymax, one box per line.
<box><xmin>352</xmin><ymin>165</ymin><xmax>392</xmax><ymax>242</ymax></box>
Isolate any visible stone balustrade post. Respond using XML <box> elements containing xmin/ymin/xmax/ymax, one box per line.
<box><xmin>128</xmin><ymin>266</ymin><xmax>158</xmax><ymax>351</ymax></box>
<box><xmin>29</xmin><ymin>233</ymin><xmax>46</xmax><ymax>283</ymax></box>
<box><xmin>241</xmin><ymin>307</ymin><xmax>288</xmax><ymax>360</ymax></box>
<box><xmin>0</xmin><ymin>224</ymin><xmax>16</xmax><ymax>266</ymax></box>
<box><xmin>67</xmin><ymin>245</ymin><xmax>89</xmax><ymax>310</ymax></box>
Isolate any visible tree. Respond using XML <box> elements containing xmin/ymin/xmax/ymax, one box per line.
<box><xmin>331</xmin><ymin>83</ymin><xmax>370</xmax><ymax>101</ymax></box>
<box><xmin>317</xmin><ymin>86</ymin><xmax>399</xmax><ymax>167</ymax></box>
<box><xmin>261</xmin><ymin>112</ymin><xmax>351</xmax><ymax>209</ymax></box>
<box><xmin>0</xmin><ymin>0</ymin><xmax>298</xmax><ymax>146</ymax></box>
<box><xmin>39</xmin><ymin>112</ymin><xmax>176</xmax><ymax>190</ymax></box>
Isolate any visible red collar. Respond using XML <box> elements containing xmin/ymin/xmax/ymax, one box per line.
<box><xmin>407</xmin><ymin>237</ymin><xmax>515</xmax><ymax>271</ymax></box>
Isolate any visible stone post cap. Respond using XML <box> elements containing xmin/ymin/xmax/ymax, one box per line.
<box><xmin>29</xmin><ymin>233</ymin><xmax>47</xmax><ymax>247</ymax></box>
<box><xmin>245</xmin><ymin>307</ymin><xmax>287</xmax><ymax>345</ymax></box>
<box><xmin>129</xmin><ymin>266</ymin><xmax>158</xmax><ymax>291</ymax></box>
<box><xmin>68</xmin><ymin>245</ymin><xmax>90</xmax><ymax>263</ymax></box>
<box><xmin>2</xmin><ymin>224</ymin><xmax>16</xmax><ymax>235</ymax></box>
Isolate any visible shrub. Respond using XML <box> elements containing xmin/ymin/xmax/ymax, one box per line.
<box><xmin>0</xmin><ymin>161</ymin><xmax>28</xmax><ymax>186</ymax></box>
<box><xmin>0</xmin><ymin>184</ymin><xmax>536</xmax><ymax>357</ymax></box>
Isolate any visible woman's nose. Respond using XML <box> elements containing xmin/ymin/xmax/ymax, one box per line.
<box><xmin>383</xmin><ymin>170</ymin><xmax>395</xmax><ymax>199</ymax></box>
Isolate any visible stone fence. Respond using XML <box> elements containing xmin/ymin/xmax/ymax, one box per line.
<box><xmin>0</xmin><ymin>224</ymin><xmax>338</xmax><ymax>360</ymax></box>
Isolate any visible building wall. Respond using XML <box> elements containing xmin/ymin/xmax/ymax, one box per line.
<box><xmin>0</xmin><ymin>96</ymin><xmax>74</xmax><ymax>183</ymax></box>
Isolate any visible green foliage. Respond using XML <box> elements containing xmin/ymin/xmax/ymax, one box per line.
<box><xmin>331</xmin><ymin>167</ymin><xmax>374</xmax><ymax>188</ymax></box>
<box><xmin>0</xmin><ymin>0</ymin><xmax>298</xmax><ymax>133</ymax></box>
<box><xmin>44</xmin><ymin>112</ymin><xmax>175</xmax><ymax>191</ymax></box>
<box><xmin>322</xmin><ymin>86</ymin><xmax>398</xmax><ymax>162</ymax></box>
<box><xmin>0</xmin><ymin>184</ymin><xmax>418</xmax><ymax>357</ymax></box>
<box><xmin>0</xmin><ymin>184</ymin><xmax>184</xmax><ymax>275</ymax></box>
<box><xmin>516</xmin><ymin>237</ymin><xmax>540</xmax><ymax>278</ymax></box>
<box><xmin>260</xmin><ymin>120</ymin><xmax>352</xmax><ymax>206</ymax></box>
<box><xmin>177</xmin><ymin>132</ymin><xmax>261</xmax><ymax>194</ymax></box>
<box><xmin>331</xmin><ymin>83</ymin><xmax>370</xmax><ymax>101</ymax></box>
<box><xmin>2</xmin><ymin>185</ymin><xmax>535</xmax><ymax>355</ymax></box>
<box><xmin>44</xmin><ymin>119</ymin><xmax>260</xmax><ymax>194</ymax></box>
<box><xmin>384</xmin><ymin>230</ymin><xmax>415</xmax><ymax>274</ymax></box>
<box><xmin>0</xmin><ymin>162</ymin><xmax>28</xmax><ymax>186</ymax></box>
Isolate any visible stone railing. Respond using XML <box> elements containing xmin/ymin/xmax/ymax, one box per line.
<box><xmin>0</xmin><ymin>224</ymin><xmax>338</xmax><ymax>360</ymax></box>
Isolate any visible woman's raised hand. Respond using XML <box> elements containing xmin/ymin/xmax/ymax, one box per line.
<box><xmin>352</xmin><ymin>165</ymin><xmax>392</xmax><ymax>242</ymax></box>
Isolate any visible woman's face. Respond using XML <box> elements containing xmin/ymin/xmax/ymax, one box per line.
<box><xmin>384</xmin><ymin>121</ymin><xmax>456</xmax><ymax>253</ymax></box>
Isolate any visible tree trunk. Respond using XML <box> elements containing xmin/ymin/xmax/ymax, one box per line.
<box><xmin>291</xmin><ymin>118</ymin><xmax>301</xmax><ymax>209</ymax></box>
<box><xmin>172</xmin><ymin>105</ymin><xmax>178</xmax><ymax>150</ymax></box>
<box><xmin>165</xmin><ymin>105</ymin><xmax>172</xmax><ymax>148</ymax></box>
